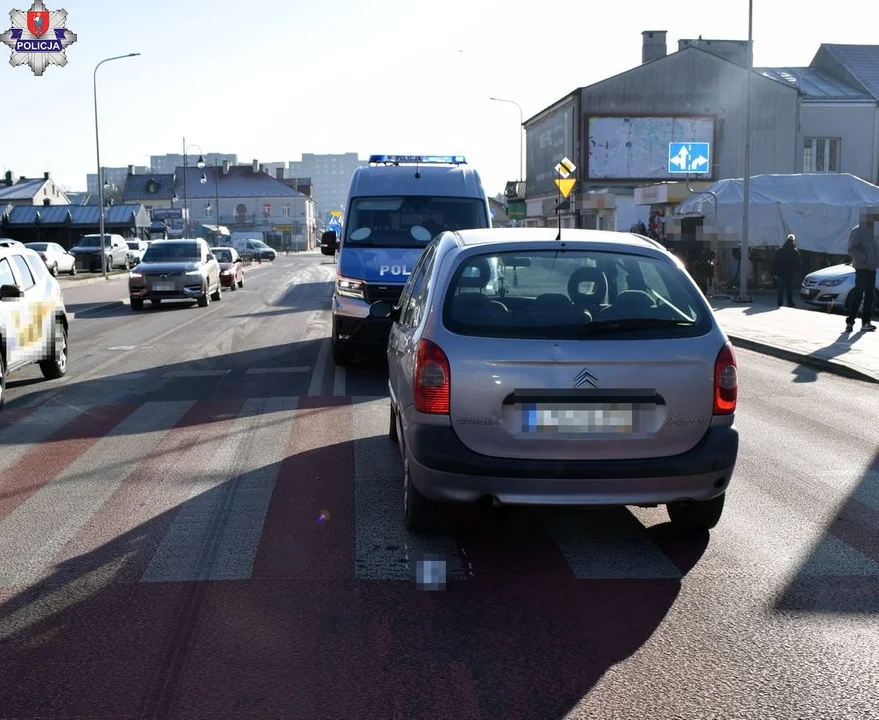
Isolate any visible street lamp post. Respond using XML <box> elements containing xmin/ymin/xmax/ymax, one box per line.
<box><xmin>94</xmin><ymin>52</ymin><xmax>140</xmax><ymax>280</ymax></box>
<box><xmin>182</xmin><ymin>139</ymin><xmax>205</xmax><ymax>237</ymax></box>
<box><xmin>489</xmin><ymin>96</ymin><xmax>525</xmax><ymax>226</ymax></box>
<box><xmin>738</xmin><ymin>0</ymin><xmax>754</xmax><ymax>303</ymax></box>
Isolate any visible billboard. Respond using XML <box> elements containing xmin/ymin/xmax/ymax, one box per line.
<box><xmin>586</xmin><ymin>115</ymin><xmax>715</xmax><ymax>181</ymax></box>
<box><xmin>526</xmin><ymin>102</ymin><xmax>575</xmax><ymax>197</ymax></box>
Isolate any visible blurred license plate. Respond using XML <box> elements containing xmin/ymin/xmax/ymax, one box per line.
<box><xmin>152</xmin><ymin>282</ymin><xmax>175</xmax><ymax>291</ymax></box>
<box><xmin>521</xmin><ymin>403</ymin><xmax>634</xmax><ymax>434</ymax></box>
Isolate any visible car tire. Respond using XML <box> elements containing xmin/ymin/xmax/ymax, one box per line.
<box><xmin>50</xmin><ymin>263</ymin><xmax>58</xmax><ymax>277</ymax></box>
<box><xmin>230</xmin><ymin>280</ymin><xmax>237</xmax><ymax>292</ymax></box>
<box><xmin>39</xmin><ymin>319</ymin><xmax>68</xmax><ymax>380</ymax></box>
<box><xmin>0</xmin><ymin>349</ymin><xmax>6</xmax><ymax>411</ymax></box>
<box><xmin>403</xmin><ymin>455</ymin><xmax>439</xmax><ymax>533</ymax></box>
<box><xmin>198</xmin><ymin>284</ymin><xmax>210</xmax><ymax>307</ymax></box>
<box><xmin>211</xmin><ymin>283</ymin><xmax>222</xmax><ymax>302</ymax></box>
<box><xmin>150</xmin><ymin>299</ymin><xmax>161</xmax><ymax>306</ymax></box>
<box><xmin>131</xmin><ymin>299</ymin><xmax>144</xmax><ymax>311</ymax></box>
<box><xmin>332</xmin><ymin>340</ymin><xmax>354</xmax><ymax>367</ymax></box>
<box><xmin>69</xmin><ymin>264</ymin><xmax>77</xmax><ymax>276</ymax></box>
<box><xmin>667</xmin><ymin>492</ymin><xmax>725</xmax><ymax>531</ymax></box>
<box><xmin>388</xmin><ymin>402</ymin><xmax>398</xmax><ymax>442</ymax></box>
<box><xmin>238</xmin><ymin>276</ymin><xmax>244</xmax><ymax>288</ymax></box>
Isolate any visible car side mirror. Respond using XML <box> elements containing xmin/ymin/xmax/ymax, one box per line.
<box><xmin>368</xmin><ymin>300</ymin><xmax>400</xmax><ymax>321</ymax></box>
<box><xmin>0</xmin><ymin>284</ymin><xmax>23</xmax><ymax>300</ymax></box>
<box><xmin>207</xmin><ymin>253</ymin><xmax>215</xmax><ymax>261</ymax></box>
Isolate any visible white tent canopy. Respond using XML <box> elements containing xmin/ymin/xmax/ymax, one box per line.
<box><xmin>674</xmin><ymin>173</ymin><xmax>879</xmax><ymax>254</ymax></box>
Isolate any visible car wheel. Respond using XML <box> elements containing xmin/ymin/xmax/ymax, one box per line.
<box><xmin>39</xmin><ymin>319</ymin><xmax>68</xmax><ymax>380</ymax></box>
<box><xmin>198</xmin><ymin>283</ymin><xmax>210</xmax><ymax>307</ymax></box>
<box><xmin>230</xmin><ymin>279</ymin><xmax>237</xmax><ymax>292</ymax></box>
<box><xmin>403</xmin><ymin>455</ymin><xmax>439</xmax><ymax>533</ymax></box>
<box><xmin>69</xmin><ymin>264</ymin><xmax>77</xmax><ymax>276</ymax></box>
<box><xmin>149</xmin><ymin>299</ymin><xmax>161</xmax><ymax>306</ymax></box>
<box><xmin>211</xmin><ymin>282</ymin><xmax>222</xmax><ymax>301</ymax></box>
<box><xmin>667</xmin><ymin>492</ymin><xmax>725</xmax><ymax>531</ymax></box>
<box><xmin>388</xmin><ymin>402</ymin><xmax>398</xmax><ymax>442</ymax></box>
<box><xmin>332</xmin><ymin>339</ymin><xmax>354</xmax><ymax>367</ymax></box>
<box><xmin>238</xmin><ymin>275</ymin><xmax>244</xmax><ymax>288</ymax></box>
<box><xmin>50</xmin><ymin>263</ymin><xmax>58</xmax><ymax>277</ymax></box>
<box><xmin>0</xmin><ymin>350</ymin><xmax>6</xmax><ymax>411</ymax></box>
<box><xmin>131</xmin><ymin>298</ymin><xmax>144</xmax><ymax>311</ymax></box>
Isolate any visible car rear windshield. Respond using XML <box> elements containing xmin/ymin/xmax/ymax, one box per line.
<box><xmin>143</xmin><ymin>242</ymin><xmax>200</xmax><ymax>262</ymax></box>
<box><xmin>442</xmin><ymin>249</ymin><xmax>712</xmax><ymax>340</ymax></box>
<box><xmin>214</xmin><ymin>249</ymin><xmax>233</xmax><ymax>262</ymax></box>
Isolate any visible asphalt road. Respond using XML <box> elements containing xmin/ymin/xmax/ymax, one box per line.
<box><xmin>0</xmin><ymin>251</ymin><xmax>877</xmax><ymax>719</ymax></box>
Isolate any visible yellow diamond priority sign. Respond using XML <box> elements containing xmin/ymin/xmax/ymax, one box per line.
<box><xmin>554</xmin><ymin>177</ymin><xmax>576</xmax><ymax>198</ymax></box>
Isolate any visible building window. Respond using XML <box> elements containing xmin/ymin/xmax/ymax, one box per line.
<box><xmin>263</xmin><ymin>203</ymin><xmax>271</xmax><ymax>217</ymax></box>
<box><xmin>803</xmin><ymin>137</ymin><xmax>840</xmax><ymax>173</ymax></box>
<box><xmin>281</xmin><ymin>203</ymin><xmax>291</xmax><ymax>217</ymax></box>
<box><xmin>205</xmin><ymin>203</ymin><xmax>213</xmax><ymax>218</ymax></box>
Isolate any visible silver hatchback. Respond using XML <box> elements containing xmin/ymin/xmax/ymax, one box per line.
<box><xmin>369</xmin><ymin>228</ymin><xmax>739</xmax><ymax>533</ymax></box>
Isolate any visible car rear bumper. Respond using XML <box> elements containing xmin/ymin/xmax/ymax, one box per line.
<box><xmin>333</xmin><ymin>313</ymin><xmax>393</xmax><ymax>346</ymax></box>
<box><xmin>405</xmin><ymin>423</ymin><xmax>738</xmax><ymax>506</ymax></box>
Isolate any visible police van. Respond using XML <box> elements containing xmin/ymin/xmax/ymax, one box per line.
<box><xmin>321</xmin><ymin>154</ymin><xmax>492</xmax><ymax>366</ymax></box>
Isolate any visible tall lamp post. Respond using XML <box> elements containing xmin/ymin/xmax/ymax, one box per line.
<box><xmin>94</xmin><ymin>52</ymin><xmax>140</xmax><ymax>280</ymax></box>
<box><xmin>489</xmin><ymin>96</ymin><xmax>525</xmax><ymax>226</ymax></box>
<box><xmin>205</xmin><ymin>161</ymin><xmax>220</xmax><ymax>245</ymax></box>
<box><xmin>738</xmin><ymin>0</ymin><xmax>754</xmax><ymax>303</ymax></box>
<box><xmin>182</xmin><ymin>139</ymin><xmax>205</xmax><ymax>237</ymax></box>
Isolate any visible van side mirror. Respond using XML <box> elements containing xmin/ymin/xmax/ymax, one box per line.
<box><xmin>321</xmin><ymin>230</ymin><xmax>338</xmax><ymax>256</ymax></box>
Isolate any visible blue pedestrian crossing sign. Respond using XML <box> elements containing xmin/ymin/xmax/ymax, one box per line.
<box><xmin>668</xmin><ymin>142</ymin><xmax>711</xmax><ymax>174</ymax></box>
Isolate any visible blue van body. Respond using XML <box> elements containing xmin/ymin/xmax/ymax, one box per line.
<box><xmin>330</xmin><ymin>155</ymin><xmax>491</xmax><ymax>365</ymax></box>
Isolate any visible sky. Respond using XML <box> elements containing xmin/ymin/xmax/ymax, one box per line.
<box><xmin>0</xmin><ymin>0</ymin><xmax>876</xmax><ymax>197</ymax></box>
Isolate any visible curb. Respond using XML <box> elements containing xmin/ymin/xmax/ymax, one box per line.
<box><xmin>68</xmin><ymin>301</ymin><xmax>125</xmax><ymax>319</ymax></box>
<box><xmin>727</xmin><ymin>334</ymin><xmax>879</xmax><ymax>384</ymax></box>
<box><xmin>59</xmin><ymin>273</ymin><xmax>128</xmax><ymax>289</ymax></box>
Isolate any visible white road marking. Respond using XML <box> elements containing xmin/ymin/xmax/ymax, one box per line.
<box><xmin>245</xmin><ymin>367</ymin><xmax>310</xmax><ymax>375</ymax></box>
<box><xmin>164</xmin><ymin>370</ymin><xmax>229</xmax><ymax>378</ymax></box>
<box><xmin>333</xmin><ymin>366</ymin><xmax>346</xmax><ymax>396</ymax></box>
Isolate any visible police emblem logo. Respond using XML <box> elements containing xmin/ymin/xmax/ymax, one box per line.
<box><xmin>0</xmin><ymin>0</ymin><xmax>77</xmax><ymax>76</ymax></box>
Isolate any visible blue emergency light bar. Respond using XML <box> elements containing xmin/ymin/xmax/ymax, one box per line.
<box><xmin>368</xmin><ymin>155</ymin><xmax>467</xmax><ymax>165</ymax></box>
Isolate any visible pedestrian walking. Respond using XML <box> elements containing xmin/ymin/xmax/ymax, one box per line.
<box><xmin>772</xmin><ymin>234</ymin><xmax>801</xmax><ymax>307</ymax></box>
<box><xmin>846</xmin><ymin>207</ymin><xmax>878</xmax><ymax>332</ymax></box>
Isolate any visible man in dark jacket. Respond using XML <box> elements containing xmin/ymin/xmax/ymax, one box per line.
<box><xmin>772</xmin><ymin>234</ymin><xmax>802</xmax><ymax>307</ymax></box>
<box><xmin>846</xmin><ymin>208</ymin><xmax>878</xmax><ymax>332</ymax></box>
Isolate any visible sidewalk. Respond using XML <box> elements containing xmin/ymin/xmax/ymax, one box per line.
<box><xmin>711</xmin><ymin>295</ymin><xmax>879</xmax><ymax>383</ymax></box>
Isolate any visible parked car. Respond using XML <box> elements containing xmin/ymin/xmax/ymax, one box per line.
<box><xmin>24</xmin><ymin>242</ymin><xmax>77</xmax><ymax>276</ymax></box>
<box><xmin>128</xmin><ymin>238</ymin><xmax>222</xmax><ymax>310</ymax></box>
<box><xmin>371</xmin><ymin>227</ymin><xmax>739</xmax><ymax>533</ymax></box>
<box><xmin>0</xmin><ymin>245</ymin><xmax>69</xmax><ymax>411</ymax></box>
<box><xmin>0</xmin><ymin>238</ymin><xmax>24</xmax><ymax>248</ymax></box>
<box><xmin>69</xmin><ymin>233</ymin><xmax>130</xmax><ymax>272</ymax></box>
<box><xmin>212</xmin><ymin>247</ymin><xmax>245</xmax><ymax>291</ymax></box>
<box><xmin>125</xmin><ymin>239</ymin><xmax>149</xmax><ymax>267</ymax></box>
<box><xmin>800</xmin><ymin>262</ymin><xmax>879</xmax><ymax>314</ymax></box>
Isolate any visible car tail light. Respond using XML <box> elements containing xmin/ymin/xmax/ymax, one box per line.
<box><xmin>39</xmin><ymin>253</ymin><xmax>46</xmax><ymax>261</ymax></box>
<box><xmin>714</xmin><ymin>342</ymin><xmax>738</xmax><ymax>415</ymax></box>
<box><xmin>414</xmin><ymin>339</ymin><xmax>450</xmax><ymax>414</ymax></box>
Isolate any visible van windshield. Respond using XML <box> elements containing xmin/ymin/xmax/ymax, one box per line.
<box><xmin>344</xmin><ymin>196</ymin><xmax>488</xmax><ymax>248</ymax></box>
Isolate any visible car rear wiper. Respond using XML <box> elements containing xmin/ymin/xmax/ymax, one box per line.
<box><xmin>579</xmin><ymin>317</ymin><xmax>696</xmax><ymax>334</ymax></box>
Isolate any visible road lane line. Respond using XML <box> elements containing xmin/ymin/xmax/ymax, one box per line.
<box><xmin>251</xmin><ymin>397</ymin><xmax>353</xmax><ymax>580</ymax></box>
<box><xmin>140</xmin><ymin>397</ymin><xmax>297</xmax><ymax>583</ymax></box>
<box><xmin>351</xmin><ymin>397</ymin><xmax>466</xmax><ymax>581</ymax></box>
<box><xmin>308</xmin><ymin>338</ymin><xmax>330</xmax><ymax>396</ymax></box>
<box><xmin>0</xmin><ymin>401</ymin><xmax>189</xmax><ymax>588</ymax></box>
<box><xmin>164</xmin><ymin>370</ymin><xmax>229</xmax><ymax>378</ymax></box>
<box><xmin>333</xmin><ymin>365</ymin><xmax>346</xmax><ymax>396</ymax></box>
<box><xmin>246</xmin><ymin>366</ymin><xmax>310</xmax><ymax>375</ymax></box>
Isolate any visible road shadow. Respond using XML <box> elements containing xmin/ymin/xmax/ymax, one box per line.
<box><xmin>792</xmin><ymin>331</ymin><xmax>863</xmax><ymax>384</ymax></box>
<box><xmin>774</xmin><ymin>449</ymin><xmax>879</xmax><ymax>615</ymax></box>
<box><xmin>0</xmin><ymin>429</ymin><xmax>703</xmax><ymax>717</ymax></box>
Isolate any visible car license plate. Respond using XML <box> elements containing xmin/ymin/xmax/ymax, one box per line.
<box><xmin>152</xmin><ymin>282</ymin><xmax>175</xmax><ymax>291</ymax></box>
<box><xmin>521</xmin><ymin>403</ymin><xmax>634</xmax><ymax>434</ymax></box>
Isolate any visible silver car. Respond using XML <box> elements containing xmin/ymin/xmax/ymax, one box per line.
<box><xmin>370</xmin><ymin>228</ymin><xmax>739</xmax><ymax>533</ymax></box>
<box><xmin>128</xmin><ymin>239</ymin><xmax>222</xmax><ymax>310</ymax></box>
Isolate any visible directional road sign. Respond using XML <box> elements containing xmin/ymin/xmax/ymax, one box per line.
<box><xmin>668</xmin><ymin>142</ymin><xmax>711</xmax><ymax>174</ymax></box>
<box><xmin>554</xmin><ymin>177</ymin><xmax>576</xmax><ymax>198</ymax></box>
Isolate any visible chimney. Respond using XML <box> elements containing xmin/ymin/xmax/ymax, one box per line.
<box><xmin>642</xmin><ymin>30</ymin><xmax>667</xmax><ymax>64</ymax></box>
<box><xmin>252</xmin><ymin>159</ymin><xmax>259</xmax><ymax>173</ymax></box>
<box><xmin>276</xmin><ymin>168</ymin><xmax>284</xmax><ymax>181</ymax></box>
<box><xmin>259</xmin><ymin>163</ymin><xmax>266</xmax><ymax>174</ymax></box>
<box><xmin>44</xmin><ymin>170</ymin><xmax>50</xmax><ymax>180</ymax></box>
<box><xmin>128</xmin><ymin>164</ymin><xmax>134</xmax><ymax>175</ymax></box>
<box><xmin>223</xmin><ymin>160</ymin><xmax>230</xmax><ymax>175</ymax></box>
<box><xmin>4</xmin><ymin>170</ymin><xmax>12</xmax><ymax>187</ymax></box>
